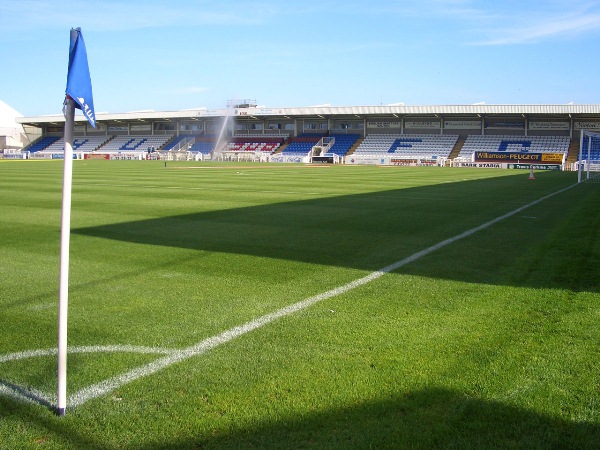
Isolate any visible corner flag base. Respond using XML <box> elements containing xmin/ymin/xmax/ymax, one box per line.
<box><xmin>56</xmin><ymin>407</ymin><xmax>66</xmax><ymax>416</ymax></box>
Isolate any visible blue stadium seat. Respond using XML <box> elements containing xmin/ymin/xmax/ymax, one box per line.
<box><xmin>26</xmin><ymin>136</ymin><xmax>60</xmax><ymax>153</ymax></box>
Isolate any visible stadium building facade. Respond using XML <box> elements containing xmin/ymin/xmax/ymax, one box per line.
<box><xmin>12</xmin><ymin>102</ymin><xmax>600</xmax><ymax>168</ymax></box>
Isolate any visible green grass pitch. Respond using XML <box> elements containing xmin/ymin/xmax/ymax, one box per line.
<box><xmin>1</xmin><ymin>160</ymin><xmax>599</xmax><ymax>449</ymax></box>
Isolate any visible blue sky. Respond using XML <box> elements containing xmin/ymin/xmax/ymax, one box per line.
<box><xmin>2</xmin><ymin>0</ymin><xmax>600</xmax><ymax>116</ymax></box>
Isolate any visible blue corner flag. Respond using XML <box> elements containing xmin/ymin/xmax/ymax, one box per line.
<box><xmin>65</xmin><ymin>28</ymin><xmax>96</xmax><ymax>128</ymax></box>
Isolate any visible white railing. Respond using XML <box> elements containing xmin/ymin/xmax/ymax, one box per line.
<box><xmin>170</xmin><ymin>136</ymin><xmax>196</xmax><ymax>153</ymax></box>
<box><xmin>311</xmin><ymin>136</ymin><xmax>335</xmax><ymax>157</ymax></box>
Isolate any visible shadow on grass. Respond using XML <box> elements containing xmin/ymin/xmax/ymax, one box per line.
<box><xmin>0</xmin><ymin>379</ymin><xmax>54</xmax><ymax>411</ymax></box>
<box><xmin>154</xmin><ymin>387</ymin><xmax>599</xmax><ymax>449</ymax></box>
<box><xmin>0</xmin><ymin>398</ymin><xmax>105</xmax><ymax>450</ymax></box>
<box><xmin>2</xmin><ymin>387</ymin><xmax>597</xmax><ymax>449</ymax></box>
<box><xmin>74</xmin><ymin>173</ymin><xmax>599</xmax><ymax>293</ymax></box>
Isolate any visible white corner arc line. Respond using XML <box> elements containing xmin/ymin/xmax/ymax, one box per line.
<box><xmin>0</xmin><ymin>345</ymin><xmax>175</xmax><ymax>364</ymax></box>
<box><xmin>66</xmin><ymin>182</ymin><xmax>578</xmax><ymax>409</ymax></box>
<box><xmin>0</xmin><ymin>346</ymin><xmax>174</xmax><ymax>407</ymax></box>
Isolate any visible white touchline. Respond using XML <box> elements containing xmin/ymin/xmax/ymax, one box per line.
<box><xmin>0</xmin><ymin>182</ymin><xmax>578</xmax><ymax>410</ymax></box>
<box><xmin>66</xmin><ymin>182</ymin><xmax>577</xmax><ymax>409</ymax></box>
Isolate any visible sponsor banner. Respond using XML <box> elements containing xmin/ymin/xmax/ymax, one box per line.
<box><xmin>528</xmin><ymin>121</ymin><xmax>569</xmax><ymax>130</ymax></box>
<box><xmin>84</xmin><ymin>153</ymin><xmax>110</xmax><ymax>160</ymax></box>
<box><xmin>541</xmin><ymin>153</ymin><xmax>564</xmax><ymax>163</ymax></box>
<box><xmin>131</xmin><ymin>124</ymin><xmax>152</xmax><ymax>131</ymax></box>
<box><xmin>2</xmin><ymin>153</ymin><xmax>27</xmax><ymax>159</ymax></box>
<box><xmin>456</xmin><ymin>162</ymin><xmax>504</xmax><ymax>168</ymax></box>
<box><xmin>404</xmin><ymin>120</ymin><xmax>440</xmax><ymax>129</ymax></box>
<box><xmin>312</xmin><ymin>156</ymin><xmax>334</xmax><ymax>164</ymax></box>
<box><xmin>269</xmin><ymin>154</ymin><xmax>308</xmax><ymax>163</ymax></box>
<box><xmin>345</xmin><ymin>156</ymin><xmax>385</xmax><ymax>165</ymax></box>
<box><xmin>112</xmin><ymin>152</ymin><xmax>143</xmax><ymax>160</ymax></box>
<box><xmin>367</xmin><ymin>121</ymin><xmax>401</xmax><ymax>129</ymax></box>
<box><xmin>29</xmin><ymin>152</ymin><xmax>80</xmax><ymax>160</ymax></box>
<box><xmin>51</xmin><ymin>153</ymin><xmax>78</xmax><ymax>159</ymax></box>
<box><xmin>474</xmin><ymin>151</ymin><xmax>563</xmax><ymax>164</ymax></box>
<box><xmin>574</xmin><ymin>121</ymin><xmax>600</xmax><ymax>131</ymax></box>
<box><xmin>485</xmin><ymin>120</ymin><xmax>525</xmax><ymax>129</ymax></box>
<box><xmin>344</xmin><ymin>156</ymin><xmax>441</xmax><ymax>166</ymax></box>
<box><xmin>391</xmin><ymin>158</ymin><xmax>417</xmax><ymax>166</ymax></box>
<box><xmin>444</xmin><ymin>120</ymin><xmax>481</xmax><ymax>130</ymax></box>
<box><xmin>509</xmin><ymin>163</ymin><xmax>561</xmax><ymax>170</ymax></box>
<box><xmin>390</xmin><ymin>158</ymin><xmax>438</xmax><ymax>166</ymax></box>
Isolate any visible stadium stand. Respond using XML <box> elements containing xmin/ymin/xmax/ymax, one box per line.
<box><xmin>584</xmin><ymin>148</ymin><xmax>600</xmax><ymax>160</ymax></box>
<box><xmin>328</xmin><ymin>133</ymin><xmax>361</xmax><ymax>156</ymax></box>
<box><xmin>282</xmin><ymin>133</ymin><xmax>325</xmax><ymax>154</ymax></box>
<box><xmin>26</xmin><ymin>136</ymin><xmax>61</xmax><ymax>153</ymax></box>
<box><xmin>41</xmin><ymin>135</ymin><xmax>112</xmax><ymax>153</ymax></box>
<box><xmin>190</xmin><ymin>138</ymin><xmax>216</xmax><ymax>155</ymax></box>
<box><xmin>162</xmin><ymin>135</ymin><xmax>194</xmax><ymax>151</ymax></box>
<box><xmin>12</xmin><ymin>102</ymin><xmax>600</xmax><ymax>170</ymax></box>
<box><xmin>457</xmin><ymin>135</ymin><xmax>571</xmax><ymax>159</ymax></box>
<box><xmin>224</xmin><ymin>136</ymin><xmax>285</xmax><ymax>153</ymax></box>
<box><xmin>16</xmin><ymin>129</ymin><xmax>579</xmax><ymax>167</ymax></box>
<box><xmin>99</xmin><ymin>135</ymin><xmax>173</xmax><ymax>153</ymax></box>
<box><xmin>579</xmin><ymin>135</ymin><xmax>600</xmax><ymax>161</ymax></box>
<box><xmin>354</xmin><ymin>134</ymin><xmax>459</xmax><ymax>159</ymax></box>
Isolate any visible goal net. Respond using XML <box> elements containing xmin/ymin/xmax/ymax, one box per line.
<box><xmin>578</xmin><ymin>130</ymin><xmax>600</xmax><ymax>183</ymax></box>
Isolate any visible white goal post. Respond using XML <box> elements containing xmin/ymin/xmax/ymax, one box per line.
<box><xmin>578</xmin><ymin>130</ymin><xmax>600</xmax><ymax>182</ymax></box>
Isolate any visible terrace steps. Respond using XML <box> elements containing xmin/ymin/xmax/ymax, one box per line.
<box><xmin>566</xmin><ymin>139</ymin><xmax>581</xmax><ymax>164</ymax></box>
<box><xmin>345</xmin><ymin>137</ymin><xmax>364</xmax><ymax>156</ymax></box>
<box><xmin>448</xmin><ymin>135</ymin><xmax>466</xmax><ymax>160</ymax></box>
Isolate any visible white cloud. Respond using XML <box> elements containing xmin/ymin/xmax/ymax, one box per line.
<box><xmin>473</xmin><ymin>11</ymin><xmax>600</xmax><ymax>45</ymax></box>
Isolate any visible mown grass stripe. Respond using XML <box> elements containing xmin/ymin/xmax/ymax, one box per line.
<box><xmin>67</xmin><ymin>182</ymin><xmax>578</xmax><ymax>409</ymax></box>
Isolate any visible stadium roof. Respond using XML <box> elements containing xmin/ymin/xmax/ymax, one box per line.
<box><xmin>0</xmin><ymin>100</ymin><xmax>26</xmax><ymax>146</ymax></box>
<box><xmin>1</xmin><ymin>99</ymin><xmax>23</xmax><ymax>128</ymax></box>
<box><xmin>16</xmin><ymin>104</ymin><xmax>600</xmax><ymax>128</ymax></box>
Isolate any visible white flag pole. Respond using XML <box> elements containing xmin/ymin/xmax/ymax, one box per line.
<box><xmin>57</xmin><ymin>96</ymin><xmax>76</xmax><ymax>416</ymax></box>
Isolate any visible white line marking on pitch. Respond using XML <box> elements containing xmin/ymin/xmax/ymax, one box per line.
<box><xmin>0</xmin><ymin>345</ymin><xmax>176</xmax><ymax>407</ymax></box>
<box><xmin>0</xmin><ymin>345</ymin><xmax>175</xmax><ymax>363</ymax></box>
<box><xmin>0</xmin><ymin>182</ymin><xmax>578</xmax><ymax>410</ymax></box>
